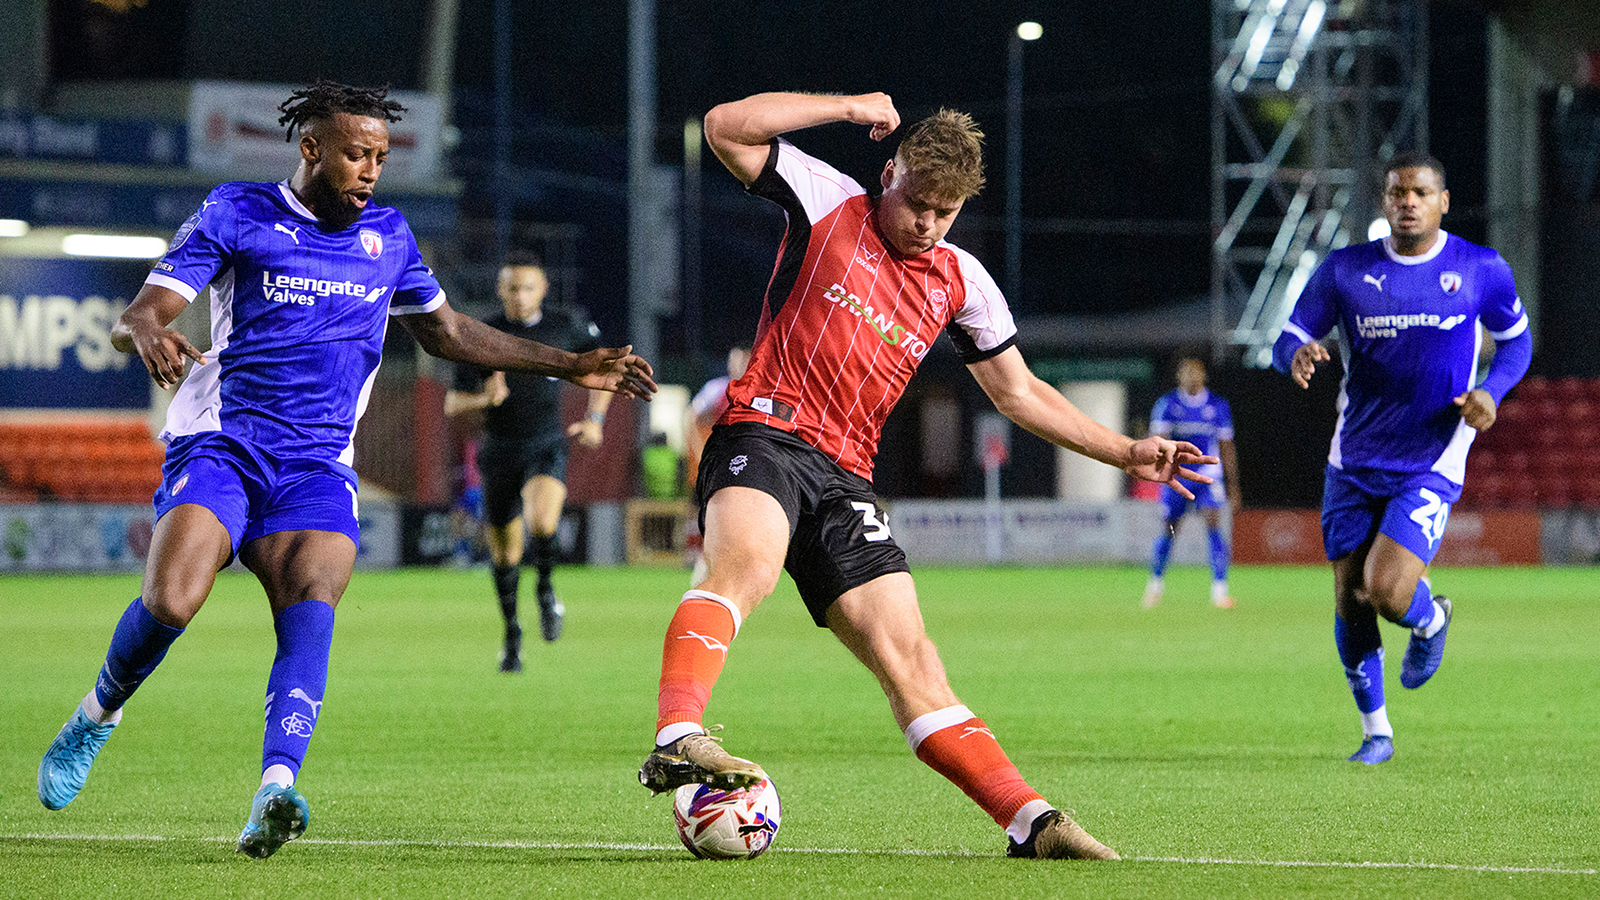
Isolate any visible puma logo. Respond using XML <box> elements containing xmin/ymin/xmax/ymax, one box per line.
<box><xmin>1363</xmin><ymin>273</ymin><xmax>1386</xmax><ymax>292</ymax></box>
<box><xmin>289</xmin><ymin>687</ymin><xmax>323</xmax><ymax>718</ymax></box>
<box><xmin>274</xmin><ymin>223</ymin><xmax>301</xmax><ymax>244</ymax></box>
<box><xmin>678</xmin><ymin>631</ymin><xmax>729</xmax><ymax>656</ymax></box>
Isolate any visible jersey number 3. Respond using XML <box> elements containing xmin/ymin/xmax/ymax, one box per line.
<box><xmin>852</xmin><ymin>501</ymin><xmax>892</xmax><ymax>542</ymax></box>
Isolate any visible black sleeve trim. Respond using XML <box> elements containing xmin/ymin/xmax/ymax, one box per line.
<box><xmin>745</xmin><ymin>139</ymin><xmax>783</xmax><ymax>198</ymax></box>
<box><xmin>945</xmin><ymin>327</ymin><xmax>1016</xmax><ymax>365</ymax></box>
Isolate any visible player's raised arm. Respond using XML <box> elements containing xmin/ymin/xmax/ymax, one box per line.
<box><xmin>400</xmin><ymin>303</ymin><xmax>656</xmax><ymax>400</ymax></box>
<box><xmin>703</xmin><ymin>92</ymin><xmax>900</xmax><ymax>184</ymax></box>
<box><xmin>967</xmin><ymin>346</ymin><xmax>1217</xmax><ymax>498</ymax></box>
<box><xmin>111</xmin><ymin>283</ymin><xmax>206</xmax><ymax>390</ymax></box>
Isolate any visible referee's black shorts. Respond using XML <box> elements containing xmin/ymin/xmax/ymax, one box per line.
<box><xmin>478</xmin><ymin>433</ymin><xmax>569</xmax><ymax>527</ymax></box>
<box><xmin>695</xmin><ymin>422</ymin><xmax>909</xmax><ymax>626</ymax></box>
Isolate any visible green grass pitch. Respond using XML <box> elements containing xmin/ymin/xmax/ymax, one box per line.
<box><xmin>3</xmin><ymin>563</ymin><xmax>1596</xmax><ymax>898</ymax></box>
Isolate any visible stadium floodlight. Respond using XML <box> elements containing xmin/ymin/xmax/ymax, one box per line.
<box><xmin>1367</xmin><ymin>217</ymin><xmax>1392</xmax><ymax>241</ymax></box>
<box><xmin>0</xmin><ymin>219</ymin><xmax>29</xmax><ymax>237</ymax></box>
<box><xmin>1016</xmin><ymin>21</ymin><xmax>1043</xmax><ymax>41</ymax></box>
<box><xmin>61</xmin><ymin>234</ymin><xmax>168</xmax><ymax>259</ymax></box>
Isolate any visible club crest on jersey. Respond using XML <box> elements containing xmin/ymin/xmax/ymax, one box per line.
<box><xmin>169</xmin><ymin>212</ymin><xmax>201</xmax><ymax>253</ymax></box>
<box><xmin>1439</xmin><ymin>271</ymin><xmax>1462</xmax><ymax>294</ymax></box>
<box><xmin>359</xmin><ymin>229</ymin><xmax>383</xmax><ymax>259</ymax></box>
<box><xmin>928</xmin><ymin>287</ymin><xmax>949</xmax><ymax>317</ymax></box>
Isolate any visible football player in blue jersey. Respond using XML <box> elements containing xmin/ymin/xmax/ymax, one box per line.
<box><xmin>1142</xmin><ymin>356</ymin><xmax>1242</xmax><ymax>609</ymax></box>
<box><xmin>1271</xmin><ymin>152</ymin><xmax>1531</xmax><ymax>765</ymax></box>
<box><xmin>36</xmin><ymin>80</ymin><xmax>655</xmax><ymax>858</ymax></box>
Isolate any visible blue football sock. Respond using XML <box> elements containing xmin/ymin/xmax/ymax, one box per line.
<box><xmin>1207</xmin><ymin>527</ymin><xmax>1229</xmax><ymax>582</ymax></box>
<box><xmin>94</xmin><ymin>598</ymin><xmax>185</xmax><ymax>715</ymax></box>
<box><xmin>260</xmin><ymin>600</ymin><xmax>335</xmax><ymax>781</ymax></box>
<box><xmin>1150</xmin><ymin>528</ymin><xmax>1175</xmax><ymax>578</ymax></box>
<box><xmin>1396</xmin><ymin>579</ymin><xmax>1436</xmax><ymax>630</ymax></box>
<box><xmin>1335</xmin><ymin>613</ymin><xmax>1385</xmax><ymax>714</ymax></box>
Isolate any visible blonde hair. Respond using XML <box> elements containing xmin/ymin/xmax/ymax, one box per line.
<box><xmin>895</xmin><ymin>109</ymin><xmax>986</xmax><ymax>201</ymax></box>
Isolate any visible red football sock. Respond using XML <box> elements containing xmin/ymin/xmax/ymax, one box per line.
<box><xmin>656</xmin><ymin>591</ymin><xmax>740</xmax><ymax>734</ymax></box>
<box><xmin>908</xmin><ymin>706</ymin><xmax>1043</xmax><ymax>827</ymax></box>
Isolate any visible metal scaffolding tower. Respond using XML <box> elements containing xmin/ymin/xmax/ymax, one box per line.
<box><xmin>1212</xmin><ymin>0</ymin><xmax>1428</xmax><ymax>366</ymax></box>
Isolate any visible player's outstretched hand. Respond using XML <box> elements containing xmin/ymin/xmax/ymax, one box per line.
<box><xmin>1291</xmin><ymin>340</ymin><xmax>1330</xmax><ymax>388</ymax></box>
<box><xmin>567</xmin><ymin>418</ymin><xmax>604</xmax><ymax>448</ymax></box>
<box><xmin>1455</xmin><ymin>387</ymin><xmax>1497</xmax><ymax>431</ymax></box>
<box><xmin>1124</xmin><ymin>436</ymin><xmax>1218</xmax><ymax>501</ymax></box>
<box><xmin>573</xmin><ymin>346</ymin><xmax>657</xmax><ymax>400</ymax></box>
<box><xmin>485</xmin><ymin>371</ymin><xmax>510</xmax><ymax>407</ymax></box>
<box><xmin>131</xmin><ymin>325</ymin><xmax>205</xmax><ymax>391</ymax></box>
<box><xmin>845</xmin><ymin>93</ymin><xmax>900</xmax><ymax>142</ymax></box>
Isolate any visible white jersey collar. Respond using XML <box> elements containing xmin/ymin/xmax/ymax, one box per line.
<box><xmin>1177</xmin><ymin>388</ymin><xmax>1211</xmax><ymax>407</ymax></box>
<box><xmin>1382</xmin><ymin>230</ymin><xmax>1449</xmax><ymax>265</ymax></box>
<box><xmin>277</xmin><ymin>181</ymin><xmax>320</xmax><ymax>223</ymax></box>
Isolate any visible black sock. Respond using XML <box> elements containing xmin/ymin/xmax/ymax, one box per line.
<box><xmin>492</xmin><ymin>564</ymin><xmax>519</xmax><ymax>625</ymax></box>
<box><xmin>533</xmin><ymin>534</ymin><xmax>556</xmax><ymax>590</ymax></box>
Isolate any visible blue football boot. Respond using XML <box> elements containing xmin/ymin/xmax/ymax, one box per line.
<box><xmin>1400</xmin><ymin>597</ymin><xmax>1452</xmax><ymax>689</ymax></box>
<box><xmin>1348</xmin><ymin>735</ymin><xmax>1395</xmax><ymax>765</ymax></box>
<box><xmin>236</xmin><ymin>784</ymin><xmax>310</xmax><ymax>859</ymax></box>
<box><xmin>38</xmin><ymin>707</ymin><xmax>117</xmax><ymax>810</ymax></box>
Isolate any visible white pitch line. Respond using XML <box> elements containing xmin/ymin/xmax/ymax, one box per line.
<box><xmin>7</xmin><ymin>834</ymin><xmax>1596</xmax><ymax>876</ymax></box>
<box><xmin>1129</xmin><ymin>855</ymin><xmax>1599</xmax><ymax>877</ymax></box>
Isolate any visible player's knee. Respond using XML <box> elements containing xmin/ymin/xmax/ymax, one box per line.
<box><xmin>141</xmin><ymin>589</ymin><xmax>203</xmax><ymax>628</ymax></box>
<box><xmin>1364</xmin><ymin>574</ymin><xmax>1416</xmax><ymax>619</ymax></box>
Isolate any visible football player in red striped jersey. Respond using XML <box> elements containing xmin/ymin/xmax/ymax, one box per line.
<box><xmin>639</xmin><ymin>91</ymin><xmax>1214</xmax><ymax>860</ymax></box>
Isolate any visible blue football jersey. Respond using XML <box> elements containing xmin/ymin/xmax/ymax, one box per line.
<box><xmin>146</xmin><ymin>181</ymin><xmax>445</xmax><ymax>464</ymax></box>
<box><xmin>1277</xmin><ymin>232</ymin><xmax>1527</xmax><ymax>482</ymax></box>
<box><xmin>1150</xmin><ymin>388</ymin><xmax>1232</xmax><ymax>484</ymax></box>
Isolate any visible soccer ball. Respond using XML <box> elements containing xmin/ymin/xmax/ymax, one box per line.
<box><xmin>671</xmin><ymin>778</ymin><xmax>781</xmax><ymax>860</ymax></box>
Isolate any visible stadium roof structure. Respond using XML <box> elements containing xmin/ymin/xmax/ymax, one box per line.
<box><xmin>1211</xmin><ymin>0</ymin><xmax>1428</xmax><ymax>367</ymax></box>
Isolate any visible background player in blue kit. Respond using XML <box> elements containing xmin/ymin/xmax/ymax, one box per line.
<box><xmin>1271</xmin><ymin>152</ymin><xmax>1530</xmax><ymax>765</ymax></box>
<box><xmin>1142</xmin><ymin>356</ymin><xmax>1241</xmax><ymax>609</ymax></box>
<box><xmin>35</xmin><ymin>81</ymin><xmax>655</xmax><ymax>858</ymax></box>
<box><xmin>446</xmin><ymin>250</ymin><xmax>613</xmax><ymax>666</ymax></box>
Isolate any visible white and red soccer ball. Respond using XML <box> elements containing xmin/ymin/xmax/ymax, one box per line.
<box><xmin>672</xmin><ymin>778</ymin><xmax>781</xmax><ymax>859</ymax></box>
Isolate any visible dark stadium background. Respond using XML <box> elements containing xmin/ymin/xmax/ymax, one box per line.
<box><xmin>37</xmin><ymin>1</ymin><xmax>1580</xmax><ymax>507</ymax></box>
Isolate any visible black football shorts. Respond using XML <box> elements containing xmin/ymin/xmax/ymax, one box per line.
<box><xmin>696</xmin><ymin>422</ymin><xmax>909</xmax><ymax>626</ymax></box>
<box><xmin>479</xmin><ymin>434</ymin><xmax>569</xmax><ymax>527</ymax></box>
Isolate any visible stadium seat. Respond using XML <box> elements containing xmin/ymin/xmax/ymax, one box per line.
<box><xmin>1574</xmin><ymin>476</ymin><xmax>1600</xmax><ymax>511</ymax></box>
<box><xmin>1563</xmin><ymin>399</ymin><xmax>1597</xmax><ymax>427</ymax></box>
<box><xmin>0</xmin><ymin>420</ymin><xmax>163</xmax><ymax>504</ymax></box>
<box><xmin>1501</xmin><ymin>473</ymin><xmax>1539</xmax><ymax>510</ymax></box>
<box><xmin>1459</xmin><ymin>472</ymin><xmax>1500</xmax><ymax>509</ymax></box>
<box><xmin>1514</xmin><ymin>375</ymin><xmax>1551</xmax><ymax>402</ymax></box>
<box><xmin>1499</xmin><ymin>449</ymin><xmax>1531</xmax><ymax>474</ymax></box>
<box><xmin>1538</xmin><ymin>479</ymin><xmax>1574</xmax><ymax>509</ymax></box>
<box><xmin>1553</xmin><ymin>377</ymin><xmax>1590</xmax><ymax>403</ymax></box>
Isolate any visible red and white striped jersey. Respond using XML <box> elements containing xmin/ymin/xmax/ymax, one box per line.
<box><xmin>721</xmin><ymin>139</ymin><xmax>1018</xmax><ymax>481</ymax></box>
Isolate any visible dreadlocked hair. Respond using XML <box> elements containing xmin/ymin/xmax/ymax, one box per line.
<box><xmin>278</xmin><ymin>80</ymin><xmax>406</xmax><ymax>142</ymax></box>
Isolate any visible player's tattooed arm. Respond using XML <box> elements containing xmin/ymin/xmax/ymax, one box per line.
<box><xmin>113</xmin><ymin>284</ymin><xmax>206</xmax><ymax>390</ymax></box>
<box><xmin>401</xmin><ymin>304</ymin><xmax>657</xmax><ymax>400</ymax></box>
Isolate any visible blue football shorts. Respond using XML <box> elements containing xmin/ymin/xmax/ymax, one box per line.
<box><xmin>1320</xmin><ymin>465</ymin><xmax>1459</xmax><ymax>563</ymax></box>
<box><xmin>153</xmin><ymin>431</ymin><xmax>361</xmax><ymax>560</ymax></box>
<box><xmin>1159</xmin><ymin>478</ymin><xmax>1224</xmax><ymax>520</ymax></box>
